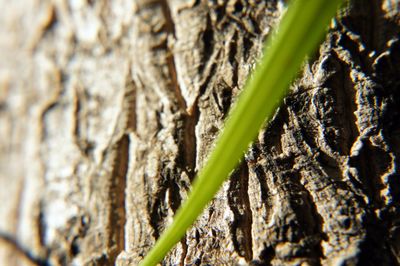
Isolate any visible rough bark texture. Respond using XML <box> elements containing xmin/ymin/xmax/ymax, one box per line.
<box><xmin>0</xmin><ymin>0</ymin><xmax>399</xmax><ymax>265</ymax></box>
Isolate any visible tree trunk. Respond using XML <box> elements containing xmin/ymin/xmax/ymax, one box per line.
<box><xmin>0</xmin><ymin>0</ymin><xmax>399</xmax><ymax>265</ymax></box>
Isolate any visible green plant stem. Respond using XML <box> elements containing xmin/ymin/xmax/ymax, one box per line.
<box><xmin>139</xmin><ymin>0</ymin><xmax>343</xmax><ymax>265</ymax></box>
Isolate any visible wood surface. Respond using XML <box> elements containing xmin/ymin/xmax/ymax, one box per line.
<box><xmin>0</xmin><ymin>0</ymin><xmax>399</xmax><ymax>265</ymax></box>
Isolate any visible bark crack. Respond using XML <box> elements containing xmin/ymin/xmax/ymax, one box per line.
<box><xmin>330</xmin><ymin>51</ymin><xmax>360</xmax><ymax>155</ymax></box>
<box><xmin>227</xmin><ymin>162</ymin><xmax>253</xmax><ymax>261</ymax></box>
<box><xmin>123</xmin><ymin>68</ymin><xmax>137</xmax><ymax>133</ymax></box>
<box><xmin>159</xmin><ymin>0</ymin><xmax>187</xmax><ymax>113</ymax></box>
<box><xmin>107</xmin><ymin>134</ymin><xmax>129</xmax><ymax>263</ymax></box>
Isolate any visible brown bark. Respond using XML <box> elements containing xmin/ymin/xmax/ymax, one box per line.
<box><xmin>0</xmin><ymin>0</ymin><xmax>399</xmax><ymax>265</ymax></box>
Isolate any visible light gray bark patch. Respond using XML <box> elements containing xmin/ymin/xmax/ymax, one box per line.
<box><xmin>0</xmin><ymin>232</ymin><xmax>48</xmax><ymax>266</ymax></box>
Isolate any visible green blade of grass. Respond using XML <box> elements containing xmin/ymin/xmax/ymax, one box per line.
<box><xmin>139</xmin><ymin>0</ymin><xmax>343</xmax><ymax>265</ymax></box>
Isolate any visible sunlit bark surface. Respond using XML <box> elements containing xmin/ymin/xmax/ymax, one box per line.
<box><xmin>0</xmin><ymin>1</ymin><xmax>399</xmax><ymax>265</ymax></box>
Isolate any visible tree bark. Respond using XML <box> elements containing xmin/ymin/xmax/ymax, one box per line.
<box><xmin>0</xmin><ymin>0</ymin><xmax>399</xmax><ymax>265</ymax></box>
